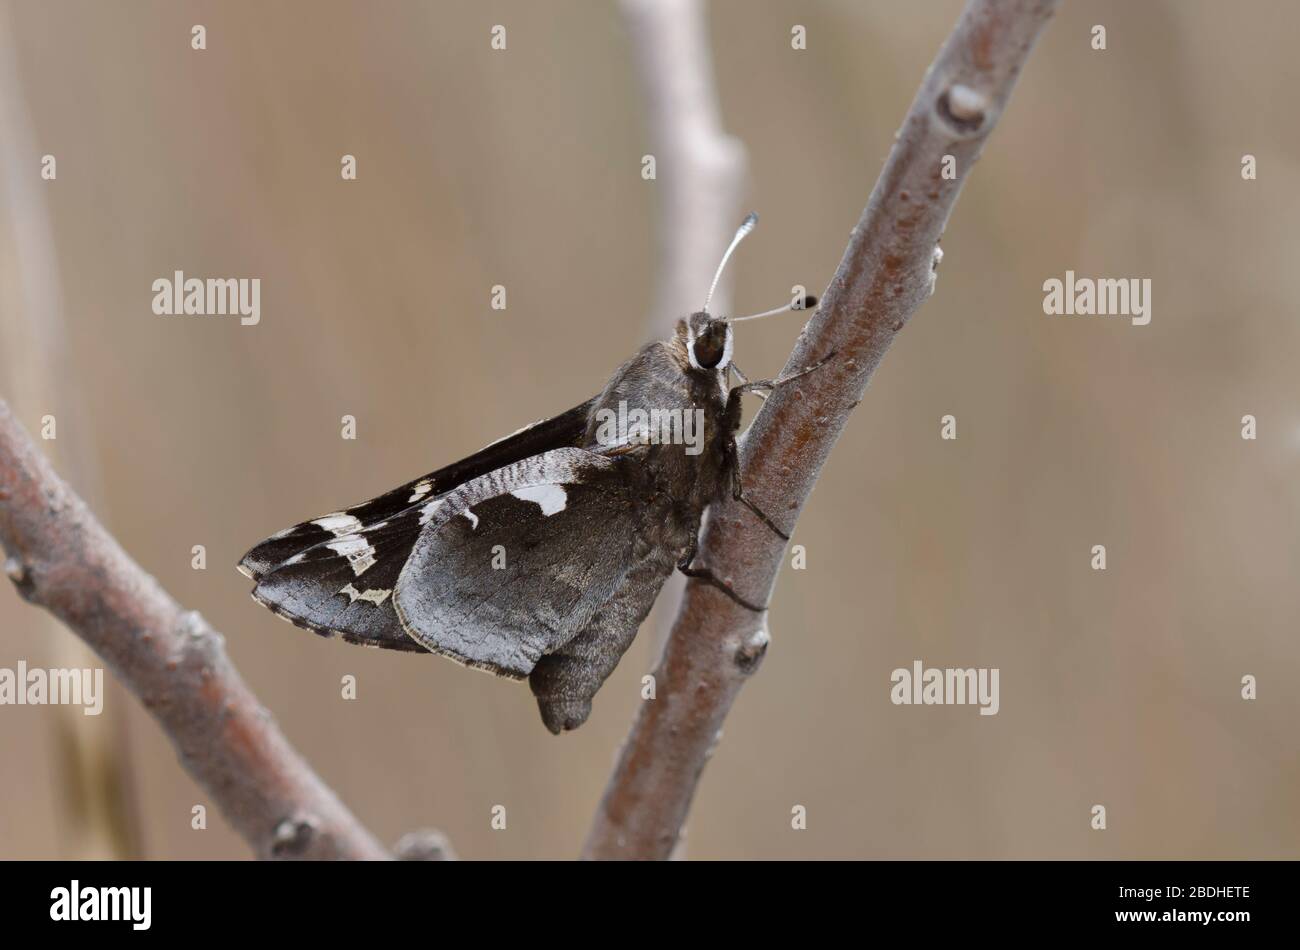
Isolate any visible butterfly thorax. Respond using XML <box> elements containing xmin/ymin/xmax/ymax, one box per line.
<box><xmin>583</xmin><ymin>337</ymin><xmax>734</xmax><ymax>519</ymax></box>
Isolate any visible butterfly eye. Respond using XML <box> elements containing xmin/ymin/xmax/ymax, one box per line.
<box><xmin>692</xmin><ymin>330</ymin><xmax>726</xmax><ymax>369</ymax></box>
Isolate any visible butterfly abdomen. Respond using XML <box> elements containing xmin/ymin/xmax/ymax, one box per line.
<box><xmin>528</xmin><ymin>530</ymin><xmax>683</xmax><ymax>733</ymax></box>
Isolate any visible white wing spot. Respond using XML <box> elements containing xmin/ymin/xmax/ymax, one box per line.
<box><xmin>461</xmin><ymin>509</ymin><xmax>479</xmax><ymax>530</ymax></box>
<box><xmin>327</xmin><ymin>535</ymin><xmax>377</xmax><ymax>575</ymax></box>
<box><xmin>419</xmin><ymin>498</ymin><xmax>446</xmax><ymax>526</ymax></box>
<box><xmin>314</xmin><ymin>513</ymin><xmax>363</xmax><ymax>537</ymax></box>
<box><xmin>510</xmin><ymin>484</ymin><xmax>567</xmax><ymax>517</ymax></box>
<box><xmin>407</xmin><ymin>480</ymin><xmax>433</xmax><ymax>503</ymax></box>
<box><xmin>340</xmin><ymin>583</ymin><xmax>391</xmax><ymax>606</ymax></box>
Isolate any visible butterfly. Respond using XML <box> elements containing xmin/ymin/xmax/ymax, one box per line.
<box><xmin>239</xmin><ymin>213</ymin><xmax>825</xmax><ymax>732</ymax></box>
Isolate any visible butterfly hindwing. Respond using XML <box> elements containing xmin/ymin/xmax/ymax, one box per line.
<box><xmin>237</xmin><ymin>398</ymin><xmax>596</xmax><ymax>581</ymax></box>
<box><xmin>393</xmin><ymin>447</ymin><xmax>643</xmax><ymax>679</ymax></box>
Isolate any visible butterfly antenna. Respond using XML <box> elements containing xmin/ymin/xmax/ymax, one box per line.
<box><xmin>730</xmin><ymin>295</ymin><xmax>819</xmax><ymax>323</ymax></box>
<box><xmin>703</xmin><ymin>212</ymin><xmax>759</xmax><ymax>313</ymax></box>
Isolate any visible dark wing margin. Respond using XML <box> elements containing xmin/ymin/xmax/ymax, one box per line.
<box><xmin>248</xmin><ymin>507</ymin><xmax>429</xmax><ymax>652</ymax></box>
<box><xmin>237</xmin><ymin>397</ymin><xmax>595</xmax><ymax>581</ymax></box>
<box><xmin>393</xmin><ymin>448</ymin><xmax>641</xmax><ymax>678</ymax></box>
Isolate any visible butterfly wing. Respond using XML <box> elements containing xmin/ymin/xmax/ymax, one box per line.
<box><xmin>247</xmin><ymin>506</ymin><xmax>430</xmax><ymax>651</ymax></box>
<box><xmin>237</xmin><ymin>398</ymin><xmax>595</xmax><ymax>581</ymax></box>
<box><xmin>392</xmin><ymin>448</ymin><xmax>642</xmax><ymax>678</ymax></box>
<box><xmin>244</xmin><ymin>443</ymin><xmax>642</xmax><ymax>667</ymax></box>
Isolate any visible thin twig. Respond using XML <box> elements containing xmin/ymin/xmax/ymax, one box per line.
<box><xmin>622</xmin><ymin>0</ymin><xmax>746</xmax><ymax>337</ymax></box>
<box><xmin>0</xmin><ymin>399</ymin><xmax>391</xmax><ymax>859</ymax></box>
<box><xmin>584</xmin><ymin>0</ymin><xmax>1063</xmax><ymax>860</ymax></box>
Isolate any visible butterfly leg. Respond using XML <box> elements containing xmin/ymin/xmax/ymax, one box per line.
<box><xmin>722</xmin><ymin>351</ymin><xmax>837</xmax><ymax>540</ymax></box>
<box><xmin>729</xmin><ymin>349</ymin><xmax>837</xmax><ymax>399</ymax></box>
<box><xmin>728</xmin><ymin>362</ymin><xmax>766</xmax><ymax>400</ymax></box>
<box><xmin>677</xmin><ymin>535</ymin><xmax>766</xmax><ymax>613</ymax></box>
<box><xmin>720</xmin><ymin>425</ymin><xmax>791</xmax><ymax>542</ymax></box>
<box><xmin>735</xmin><ymin>489</ymin><xmax>788</xmax><ymax>540</ymax></box>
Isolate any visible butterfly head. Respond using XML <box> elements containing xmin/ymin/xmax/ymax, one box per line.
<box><xmin>683</xmin><ymin>311</ymin><xmax>733</xmax><ymax>372</ymax></box>
<box><xmin>681</xmin><ymin>211</ymin><xmax>817</xmax><ymax>376</ymax></box>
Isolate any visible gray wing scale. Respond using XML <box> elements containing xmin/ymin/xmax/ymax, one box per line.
<box><xmin>393</xmin><ymin>448</ymin><xmax>641</xmax><ymax>679</ymax></box>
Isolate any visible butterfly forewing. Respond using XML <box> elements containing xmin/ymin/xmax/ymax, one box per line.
<box><xmin>249</xmin><ymin>507</ymin><xmax>428</xmax><ymax>651</ymax></box>
<box><xmin>237</xmin><ymin>398</ymin><xmax>595</xmax><ymax>580</ymax></box>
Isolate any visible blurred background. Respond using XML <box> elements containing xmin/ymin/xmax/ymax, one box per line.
<box><xmin>1</xmin><ymin>0</ymin><xmax>1297</xmax><ymax>860</ymax></box>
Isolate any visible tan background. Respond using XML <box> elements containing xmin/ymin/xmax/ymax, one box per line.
<box><xmin>1</xmin><ymin>0</ymin><xmax>1296</xmax><ymax>859</ymax></box>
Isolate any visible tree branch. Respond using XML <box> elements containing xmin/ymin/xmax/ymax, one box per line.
<box><xmin>584</xmin><ymin>0</ymin><xmax>1063</xmax><ymax>860</ymax></box>
<box><xmin>0</xmin><ymin>398</ymin><xmax>390</xmax><ymax>859</ymax></box>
